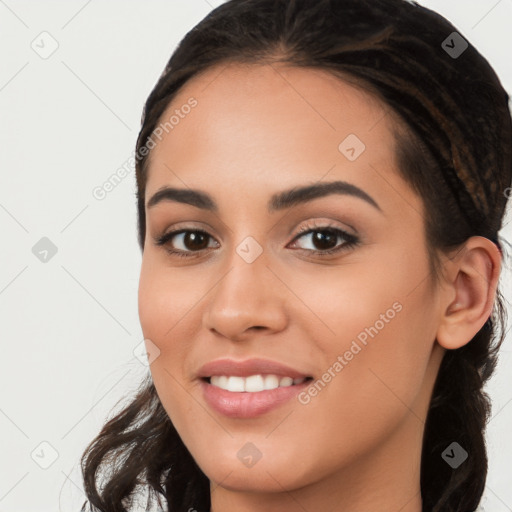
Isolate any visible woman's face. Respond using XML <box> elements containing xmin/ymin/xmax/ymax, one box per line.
<box><xmin>138</xmin><ymin>63</ymin><xmax>446</xmax><ymax>503</ymax></box>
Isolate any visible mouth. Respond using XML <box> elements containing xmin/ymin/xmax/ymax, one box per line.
<box><xmin>199</xmin><ymin>375</ymin><xmax>314</xmax><ymax>418</ymax></box>
<box><xmin>196</xmin><ymin>358</ymin><xmax>315</xmax><ymax>417</ymax></box>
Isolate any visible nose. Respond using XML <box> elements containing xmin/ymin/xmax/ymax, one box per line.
<box><xmin>202</xmin><ymin>248</ymin><xmax>288</xmax><ymax>342</ymax></box>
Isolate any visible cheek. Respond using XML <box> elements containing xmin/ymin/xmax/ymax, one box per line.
<box><xmin>137</xmin><ymin>258</ymin><xmax>195</xmax><ymax>425</ymax></box>
<box><xmin>138</xmin><ymin>255</ymin><xmax>200</xmax><ymax>344</ymax></box>
<box><xmin>304</xmin><ymin>243</ymin><xmax>436</xmax><ymax>406</ymax></box>
<box><xmin>291</xmin><ymin>284</ymin><xmax>435</xmax><ymax>478</ymax></box>
<box><xmin>137</xmin><ymin>255</ymin><xmax>205</xmax><ymax>403</ymax></box>
<box><xmin>285</xmin><ymin>256</ymin><xmax>408</xmax><ymax>349</ymax></box>
<box><xmin>138</xmin><ymin>264</ymin><xmax>168</xmax><ymax>344</ymax></box>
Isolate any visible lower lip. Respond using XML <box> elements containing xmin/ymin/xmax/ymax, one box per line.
<box><xmin>200</xmin><ymin>378</ymin><xmax>312</xmax><ymax>419</ymax></box>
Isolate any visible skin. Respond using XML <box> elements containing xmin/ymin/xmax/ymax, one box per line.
<box><xmin>137</xmin><ymin>62</ymin><xmax>501</xmax><ymax>512</ymax></box>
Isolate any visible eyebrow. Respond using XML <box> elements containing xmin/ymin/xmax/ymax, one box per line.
<box><xmin>146</xmin><ymin>180</ymin><xmax>382</xmax><ymax>213</ymax></box>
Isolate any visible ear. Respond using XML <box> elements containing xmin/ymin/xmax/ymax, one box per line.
<box><xmin>436</xmin><ymin>236</ymin><xmax>501</xmax><ymax>350</ymax></box>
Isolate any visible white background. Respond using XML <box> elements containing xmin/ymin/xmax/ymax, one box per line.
<box><xmin>0</xmin><ymin>1</ymin><xmax>511</xmax><ymax>511</ymax></box>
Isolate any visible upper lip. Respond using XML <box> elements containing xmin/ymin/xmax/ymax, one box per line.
<box><xmin>197</xmin><ymin>358</ymin><xmax>312</xmax><ymax>379</ymax></box>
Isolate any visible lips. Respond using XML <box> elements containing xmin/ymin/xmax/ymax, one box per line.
<box><xmin>200</xmin><ymin>377</ymin><xmax>312</xmax><ymax>418</ymax></box>
<box><xmin>196</xmin><ymin>357</ymin><xmax>313</xmax><ymax>380</ymax></box>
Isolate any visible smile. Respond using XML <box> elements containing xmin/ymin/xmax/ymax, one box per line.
<box><xmin>206</xmin><ymin>374</ymin><xmax>310</xmax><ymax>392</ymax></box>
<box><xmin>200</xmin><ymin>376</ymin><xmax>313</xmax><ymax>418</ymax></box>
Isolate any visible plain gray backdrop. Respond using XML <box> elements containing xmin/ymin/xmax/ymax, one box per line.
<box><xmin>0</xmin><ymin>1</ymin><xmax>511</xmax><ymax>511</ymax></box>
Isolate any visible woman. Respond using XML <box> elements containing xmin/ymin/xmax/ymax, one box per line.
<box><xmin>79</xmin><ymin>1</ymin><xmax>511</xmax><ymax>511</ymax></box>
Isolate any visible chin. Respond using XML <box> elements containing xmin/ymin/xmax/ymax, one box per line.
<box><xmin>195</xmin><ymin>446</ymin><xmax>316</xmax><ymax>493</ymax></box>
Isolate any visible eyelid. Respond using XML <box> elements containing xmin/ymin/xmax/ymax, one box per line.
<box><xmin>155</xmin><ymin>218</ymin><xmax>355</xmax><ymax>243</ymax></box>
<box><xmin>293</xmin><ymin>219</ymin><xmax>356</xmax><ymax>236</ymax></box>
<box><xmin>157</xmin><ymin>221</ymin><xmax>221</xmax><ymax>240</ymax></box>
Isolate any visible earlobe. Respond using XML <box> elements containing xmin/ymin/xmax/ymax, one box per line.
<box><xmin>436</xmin><ymin>236</ymin><xmax>501</xmax><ymax>350</ymax></box>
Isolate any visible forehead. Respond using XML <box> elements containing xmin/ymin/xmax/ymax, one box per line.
<box><xmin>157</xmin><ymin>61</ymin><xmax>391</xmax><ymax>144</ymax></box>
<box><xmin>144</xmin><ymin>62</ymin><xmax>418</xmax><ymax>219</ymax></box>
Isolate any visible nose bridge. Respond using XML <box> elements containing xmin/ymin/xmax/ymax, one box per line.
<box><xmin>213</xmin><ymin>235</ymin><xmax>274</xmax><ymax>311</ymax></box>
<box><xmin>216</xmin><ymin>210</ymin><xmax>272</xmax><ymax>292</ymax></box>
<box><xmin>203</xmin><ymin>234</ymin><xmax>288</xmax><ymax>338</ymax></box>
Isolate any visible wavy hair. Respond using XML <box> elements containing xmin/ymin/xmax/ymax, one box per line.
<box><xmin>79</xmin><ymin>1</ymin><xmax>512</xmax><ymax>511</ymax></box>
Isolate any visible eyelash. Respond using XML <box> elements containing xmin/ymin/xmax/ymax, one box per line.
<box><xmin>154</xmin><ymin>221</ymin><xmax>359</xmax><ymax>259</ymax></box>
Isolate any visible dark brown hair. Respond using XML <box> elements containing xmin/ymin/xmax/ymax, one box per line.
<box><xmin>79</xmin><ymin>1</ymin><xmax>512</xmax><ymax>511</ymax></box>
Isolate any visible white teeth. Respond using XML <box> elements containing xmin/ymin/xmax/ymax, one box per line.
<box><xmin>263</xmin><ymin>375</ymin><xmax>279</xmax><ymax>390</ymax></box>
<box><xmin>245</xmin><ymin>374</ymin><xmax>265</xmax><ymax>392</ymax></box>
<box><xmin>227</xmin><ymin>376</ymin><xmax>245</xmax><ymax>392</ymax></box>
<box><xmin>210</xmin><ymin>374</ymin><xmax>307</xmax><ymax>392</ymax></box>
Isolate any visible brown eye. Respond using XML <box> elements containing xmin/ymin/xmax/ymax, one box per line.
<box><xmin>179</xmin><ymin>231</ymin><xmax>210</xmax><ymax>251</ymax></box>
<box><xmin>308</xmin><ymin>229</ymin><xmax>339</xmax><ymax>251</ymax></box>
<box><xmin>155</xmin><ymin>229</ymin><xmax>219</xmax><ymax>256</ymax></box>
<box><xmin>290</xmin><ymin>225</ymin><xmax>359</xmax><ymax>255</ymax></box>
